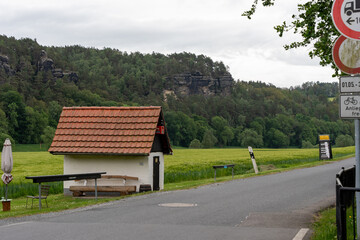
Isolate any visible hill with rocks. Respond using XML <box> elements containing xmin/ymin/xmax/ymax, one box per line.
<box><xmin>0</xmin><ymin>35</ymin><xmax>351</xmax><ymax>149</ymax></box>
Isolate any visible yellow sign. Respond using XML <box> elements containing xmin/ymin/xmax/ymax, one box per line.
<box><xmin>319</xmin><ymin>135</ymin><xmax>330</xmax><ymax>141</ymax></box>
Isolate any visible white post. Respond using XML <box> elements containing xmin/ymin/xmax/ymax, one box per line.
<box><xmin>355</xmin><ymin>119</ymin><xmax>360</xmax><ymax>239</ymax></box>
<box><xmin>248</xmin><ymin>146</ymin><xmax>259</xmax><ymax>174</ymax></box>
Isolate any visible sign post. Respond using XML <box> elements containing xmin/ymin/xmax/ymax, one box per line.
<box><xmin>332</xmin><ymin>1</ymin><xmax>360</xmax><ymax>237</ymax></box>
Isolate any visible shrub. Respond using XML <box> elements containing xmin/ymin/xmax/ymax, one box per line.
<box><xmin>336</xmin><ymin>134</ymin><xmax>354</xmax><ymax>147</ymax></box>
<box><xmin>301</xmin><ymin>140</ymin><xmax>314</xmax><ymax>149</ymax></box>
<box><xmin>189</xmin><ymin>139</ymin><xmax>202</xmax><ymax>149</ymax></box>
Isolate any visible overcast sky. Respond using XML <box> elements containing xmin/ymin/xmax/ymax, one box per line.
<box><xmin>0</xmin><ymin>0</ymin><xmax>336</xmax><ymax>88</ymax></box>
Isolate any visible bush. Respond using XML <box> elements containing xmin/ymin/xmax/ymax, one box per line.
<box><xmin>0</xmin><ymin>133</ymin><xmax>15</xmax><ymax>147</ymax></box>
<box><xmin>335</xmin><ymin>134</ymin><xmax>354</xmax><ymax>147</ymax></box>
<box><xmin>189</xmin><ymin>139</ymin><xmax>202</xmax><ymax>148</ymax></box>
<box><xmin>301</xmin><ymin>140</ymin><xmax>314</xmax><ymax>149</ymax></box>
<box><xmin>202</xmin><ymin>130</ymin><xmax>218</xmax><ymax>148</ymax></box>
<box><xmin>239</xmin><ymin>129</ymin><xmax>263</xmax><ymax>148</ymax></box>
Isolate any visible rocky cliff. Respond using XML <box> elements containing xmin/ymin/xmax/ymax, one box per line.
<box><xmin>165</xmin><ymin>71</ymin><xmax>234</xmax><ymax>97</ymax></box>
<box><xmin>37</xmin><ymin>50</ymin><xmax>79</xmax><ymax>83</ymax></box>
<box><xmin>0</xmin><ymin>54</ymin><xmax>15</xmax><ymax>75</ymax></box>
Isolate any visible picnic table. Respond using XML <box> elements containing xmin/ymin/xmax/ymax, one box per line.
<box><xmin>25</xmin><ymin>172</ymin><xmax>106</xmax><ymax>209</ymax></box>
<box><xmin>212</xmin><ymin>164</ymin><xmax>235</xmax><ymax>181</ymax></box>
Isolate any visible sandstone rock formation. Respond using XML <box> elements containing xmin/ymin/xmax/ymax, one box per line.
<box><xmin>165</xmin><ymin>71</ymin><xmax>234</xmax><ymax>97</ymax></box>
<box><xmin>0</xmin><ymin>54</ymin><xmax>14</xmax><ymax>75</ymax></box>
<box><xmin>37</xmin><ymin>50</ymin><xmax>78</xmax><ymax>83</ymax></box>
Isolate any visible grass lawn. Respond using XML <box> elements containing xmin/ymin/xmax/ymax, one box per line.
<box><xmin>0</xmin><ymin>194</ymin><xmax>130</xmax><ymax>219</ymax></box>
<box><xmin>164</xmin><ymin>147</ymin><xmax>355</xmax><ymax>182</ymax></box>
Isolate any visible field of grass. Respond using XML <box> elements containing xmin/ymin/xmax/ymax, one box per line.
<box><xmin>164</xmin><ymin>147</ymin><xmax>355</xmax><ymax>183</ymax></box>
<box><xmin>0</xmin><ymin>146</ymin><xmax>355</xmax><ymax>199</ymax></box>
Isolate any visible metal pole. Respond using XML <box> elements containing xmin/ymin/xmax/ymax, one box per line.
<box><xmin>38</xmin><ymin>183</ymin><xmax>42</xmax><ymax>210</ymax></box>
<box><xmin>95</xmin><ymin>178</ymin><xmax>98</xmax><ymax>201</ymax></box>
<box><xmin>355</xmin><ymin>119</ymin><xmax>360</xmax><ymax>239</ymax></box>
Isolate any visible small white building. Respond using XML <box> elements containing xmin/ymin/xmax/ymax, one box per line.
<box><xmin>48</xmin><ymin>106</ymin><xmax>172</xmax><ymax>195</ymax></box>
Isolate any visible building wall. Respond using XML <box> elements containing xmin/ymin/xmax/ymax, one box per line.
<box><xmin>63</xmin><ymin>153</ymin><xmax>164</xmax><ymax>194</ymax></box>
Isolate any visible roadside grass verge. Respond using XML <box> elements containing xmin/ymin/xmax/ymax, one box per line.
<box><xmin>311</xmin><ymin>208</ymin><xmax>337</xmax><ymax>240</ymax></box>
<box><xmin>311</xmin><ymin>207</ymin><xmax>355</xmax><ymax>240</ymax></box>
<box><xmin>0</xmin><ymin>194</ymin><xmax>129</xmax><ymax>219</ymax></box>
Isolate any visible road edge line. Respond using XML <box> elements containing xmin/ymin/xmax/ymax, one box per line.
<box><xmin>292</xmin><ymin>228</ymin><xmax>309</xmax><ymax>240</ymax></box>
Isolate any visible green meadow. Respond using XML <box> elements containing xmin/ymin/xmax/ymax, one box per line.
<box><xmin>0</xmin><ymin>146</ymin><xmax>354</xmax><ymax>198</ymax></box>
<box><xmin>164</xmin><ymin>147</ymin><xmax>355</xmax><ymax>183</ymax></box>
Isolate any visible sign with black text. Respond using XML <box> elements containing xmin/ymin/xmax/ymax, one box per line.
<box><xmin>319</xmin><ymin>135</ymin><xmax>333</xmax><ymax>160</ymax></box>
<box><xmin>340</xmin><ymin>76</ymin><xmax>360</xmax><ymax>93</ymax></box>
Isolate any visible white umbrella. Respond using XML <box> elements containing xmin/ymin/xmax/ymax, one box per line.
<box><xmin>1</xmin><ymin>138</ymin><xmax>13</xmax><ymax>200</ymax></box>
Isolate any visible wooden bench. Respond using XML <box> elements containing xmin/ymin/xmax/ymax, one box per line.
<box><xmin>69</xmin><ymin>185</ymin><xmax>136</xmax><ymax>196</ymax></box>
<box><xmin>101</xmin><ymin>175</ymin><xmax>139</xmax><ymax>181</ymax></box>
<box><xmin>69</xmin><ymin>175</ymin><xmax>139</xmax><ymax>197</ymax></box>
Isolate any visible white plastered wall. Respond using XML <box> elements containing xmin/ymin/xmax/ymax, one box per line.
<box><xmin>63</xmin><ymin>152</ymin><xmax>164</xmax><ymax>194</ymax></box>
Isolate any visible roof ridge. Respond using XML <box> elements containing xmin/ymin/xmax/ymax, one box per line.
<box><xmin>62</xmin><ymin>106</ymin><xmax>161</xmax><ymax>110</ymax></box>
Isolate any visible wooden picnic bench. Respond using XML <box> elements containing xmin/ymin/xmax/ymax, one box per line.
<box><xmin>69</xmin><ymin>175</ymin><xmax>139</xmax><ymax>197</ymax></box>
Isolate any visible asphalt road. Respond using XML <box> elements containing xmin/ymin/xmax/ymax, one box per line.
<box><xmin>0</xmin><ymin>158</ymin><xmax>355</xmax><ymax>240</ymax></box>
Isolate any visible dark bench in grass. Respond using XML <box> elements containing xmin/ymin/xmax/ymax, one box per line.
<box><xmin>69</xmin><ymin>185</ymin><xmax>136</xmax><ymax>196</ymax></box>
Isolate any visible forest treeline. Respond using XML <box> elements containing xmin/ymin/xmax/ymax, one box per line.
<box><xmin>0</xmin><ymin>35</ymin><xmax>353</xmax><ymax>148</ymax></box>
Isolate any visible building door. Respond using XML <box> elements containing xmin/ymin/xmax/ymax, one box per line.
<box><xmin>153</xmin><ymin>156</ymin><xmax>160</xmax><ymax>191</ymax></box>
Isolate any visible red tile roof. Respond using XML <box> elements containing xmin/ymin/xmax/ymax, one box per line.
<box><xmin>49</xmin><ymin>106</ymin><xmax>172</xmax><ymax>155</ymax></box>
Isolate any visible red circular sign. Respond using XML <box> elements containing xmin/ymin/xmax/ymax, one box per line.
<box><xmin>332</xmin><ymin>0</ymin><xmax>360</xmax><ymax>40</ymax></box>
<box><xmin>333</xmin><ymin>35</ymin><xmax>360</xmax><ymax>74</ymax></box>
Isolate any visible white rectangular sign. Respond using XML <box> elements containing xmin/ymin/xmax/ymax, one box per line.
<box><xmin>340</xmin><ymin>95</ymin><xmax>360</xmax><ymax>118</ymax></box>
<box><xmin>340</xmin><ymin>76</ymin><xmax>360</xmax><ymax>93</ymax></box>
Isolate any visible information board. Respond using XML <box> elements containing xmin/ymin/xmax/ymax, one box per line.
<box><xmin>319</xmin><ymin>135</ymin><xmax>332</xmax><ymax>160</ymax></box>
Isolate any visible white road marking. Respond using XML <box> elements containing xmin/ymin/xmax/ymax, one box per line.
<box><xmin>292</xmin><ymin>228</ymin><xmax>309</xmax><ymax>240</ymax></box>
<box><xmin>0</xmin><ymin>222</ymin><xmax>31</xmax><ymax>228</ymax></box>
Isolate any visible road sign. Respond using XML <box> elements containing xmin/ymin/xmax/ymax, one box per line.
<box><xmin>318</xmin><ymin>135</ymin><xmax>332</xmax><ymax>160</ymax></box>
<box><xmin>332</xmin><ymin>0</ymin><xmax>360</xmax><ymax>40</ymax></box>
<box><xmin>340</xmin><ymin>76</ymin><xmax>360</xmax><ymax>93</ymax></box>
<box><xmin>340</xmin><ymin>95</ymin><xmax>360</xmax><ymax>118</ymax></box>
<box><xmin>333</xmin><ymin>35</ymin><xmax>360</xmax><ymax>74</ymax></box>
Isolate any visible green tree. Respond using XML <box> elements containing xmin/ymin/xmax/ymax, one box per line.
<box><xmin>164</xmin><ymin>111</ymin><xmax>197</xmax><ymax>147</ymax></box>
<box><xmin>41</xmin><ymin>126</ymin><xmax>56</xmax><ymax>148</ymax></box>
<box><xmin>48</xmin><ymin>101</ymin><xmax>63</xmax><ymax>128</ymax></box>
<box><xmin>0</xmin><ymin>134</ymin><xmax>14</xmax><ymax>147</ymax></box>
<box><xmin>243</xmin><ymin>0</ymin><xmax>339</xmax><ymax>74</ymax></box>
<box><xmin>238</xmin><ymin>129</ymin><xmax>263</xmax><ymax>148</ymax></box>
<box><xmin>265</xmin><ymin>128</ymin><xmax>289</xmax><ymax>148</ymax></box>
<box><xmin>0</xmin><ymin>108</ymin><xmax>8</xmax><ymax>134</ymax></box>
<box><xmin>335</xmin><ymin>134</ymin><xmax>354</xmax><ymax>147</ymax></box>
<box><xmin>202</xmin><ymin>130</ymin><xmax>218</xmax><ymax>148</ymax></box>
<box><xmin>211</xmin><ymin>116</ymin><xmax>233</xmax><ymax>146</ymax></box>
